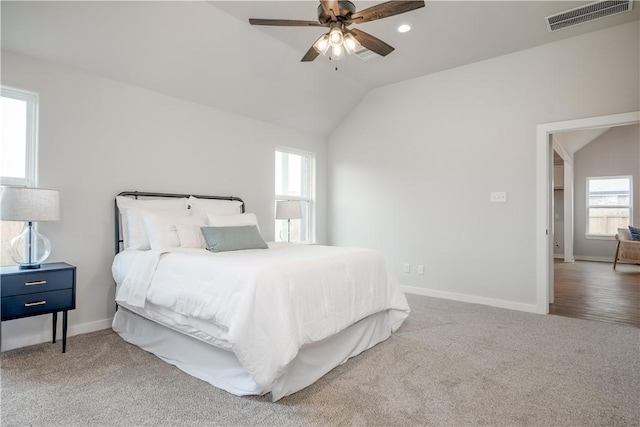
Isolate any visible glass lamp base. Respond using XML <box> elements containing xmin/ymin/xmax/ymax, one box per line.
<box><xmin>278</xmin><ymin>221</ymin><xmax>299</xmax><ymax>243</ymax></box>
<box><xmin>10</xmin><ymin>222</ymin><xmax>51</xmax><ymax>269</ymax></box>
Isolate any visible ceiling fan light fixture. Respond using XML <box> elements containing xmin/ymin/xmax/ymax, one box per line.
<box><xmin>343</xmin><ymin>33</ymin><xmax>361</xmax><ymax>55</ymax></box>
<box><xmin>397</xmin><ymin>24</ymin><xmax>411</xmax><ymax>33</ymax></box>
<box><xmin>313</xmin><ymin>33</ymin><xmax>331</xmax><ymax>55</ymax></box>
<box><xmin>249</xmin><ymin>1</ymin><xmax>426</xmax><ymax>63</ymax></box>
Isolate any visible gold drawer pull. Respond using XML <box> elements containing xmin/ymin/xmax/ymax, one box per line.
<box><xmin>25</xmin><ymin>280</ymin><xmax>47</xmax><ymax>286</ymax></box>
<box><xmin>24</xmin><ymin>301</ymin><xmax>46</xmax><ymax>307</ymax></box>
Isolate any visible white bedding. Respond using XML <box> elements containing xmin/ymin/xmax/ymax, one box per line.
<box><xmin>112</xmin><ymin>243</ymin><xmax>410</xmax><ymax>390</ymax></box>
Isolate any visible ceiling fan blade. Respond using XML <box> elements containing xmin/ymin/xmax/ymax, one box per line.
<box><xmin>349</xmin><ymin>28</ymin><xmax>394</xmax><ymax>56</ymax></box>
<box><xmin>249</xmin><ymin>18</ymin><xmax>326</xmax><ymax>27</ymax></box>
<box><xmin>301</xmin><ymin>46</ymin><xmax>320</xmax><ymax>62</ymax></box>
<box><xmin>351</xmin><ymin>1</ymin><xmax>425</xmax><ymax>24</ymax></box>
<box><xmin>320</xmin><ymin>0</ymin><xmax>340</xmax><ymax>21</ymax></box>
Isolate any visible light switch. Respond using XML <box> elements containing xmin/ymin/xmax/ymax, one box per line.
<box><xmin>490</xmin><ymin>192</ymin><xmax>507</xmax><ymax>203</ymax></box>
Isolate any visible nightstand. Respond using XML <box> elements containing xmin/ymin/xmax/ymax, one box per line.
<box><xmin>1</xmin><ymin>262</ymin><xmax>76</xmax><ymax>353</ymax></box>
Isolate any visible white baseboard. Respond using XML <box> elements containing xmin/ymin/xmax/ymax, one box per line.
<box><xmin>573</xmin><ymin>255</ymin><xmax>613</xmax><ymax>263</ymax></box>
<box><xmin>401</xmin><ymin>285</ymin><xmax>543</xmax><ymax>314</ymax></box>
<box><xmin>1</xmin><ymin>317</ymin><xmax>113</xmax><ymax>352</ymax></box>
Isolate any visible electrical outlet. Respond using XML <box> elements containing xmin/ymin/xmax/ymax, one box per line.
<box><xmin>403</xmin><ymin>263</ymin><xmax>410</xmax><ymax>273</ymax></box>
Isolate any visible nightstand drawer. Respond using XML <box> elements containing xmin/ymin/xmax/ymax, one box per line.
<box><xmin>1</xmin><ymin>289</ymin><xmax>74</xmax><ymax>320</ymax></box>
<box><xmin>0</xmin><ymin>269</ymin><xmax>74</xmax><ymax>297</ymax></box>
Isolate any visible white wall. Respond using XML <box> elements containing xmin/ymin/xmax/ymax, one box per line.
<box><xmin>328</xmin><ymin>21</ymin><xmax>639</xmax><ymax>312</ymax></box>
<box><xmin>573</xmin><ymin>124</ymin><xmax>640</xmax><ymax>260</ymax></box>
<box><xmin>1</xmin><ymin>50</ymin><xmax>327</xmax><ymax>351</ymax></box>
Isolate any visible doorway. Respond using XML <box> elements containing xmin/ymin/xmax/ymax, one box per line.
<box><xmin>535</xmin><ymin>111</ymin><xmax>640</xmax><ymax>314</ymax></box>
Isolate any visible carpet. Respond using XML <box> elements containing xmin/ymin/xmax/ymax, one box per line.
<box><xmin>1</xmin><ymin>294</ymin><xmax>638</xmax><ymax>426</ymax></box>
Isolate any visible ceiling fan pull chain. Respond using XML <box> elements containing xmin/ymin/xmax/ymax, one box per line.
<box><xmin>328</xmin><ymin>54</ymin><xmax>338</xmax><ymax>71</ymax></box>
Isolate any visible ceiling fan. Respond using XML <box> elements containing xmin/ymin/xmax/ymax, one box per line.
<box><xmin>249</xmin><ymin>1</ymin><xmax>425</xmax><ymax>62</ymax></box>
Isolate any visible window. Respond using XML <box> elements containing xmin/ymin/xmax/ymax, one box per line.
<box><xmin>586</xmin><ymin>176</ymin><xmax>633</xmax><ymax>236</ymax></box>
<box><xmin>275</xmin><ymin>148</ymin><xmax>315</xmax><ymax>243</ymax></box>
<box><xmin>1</xmin><ymin>86</ymin><xmax>37</xmax><ymax>186</ymax></box>
<box><xmin>1</xmin><ymin>86</ymin><xmax>38</xmax><ymax>265</ymax></box>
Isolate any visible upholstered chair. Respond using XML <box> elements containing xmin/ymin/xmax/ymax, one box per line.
<box><xmin>613</xmin><ymin>228</ymin><xmax>640</xmax><ymax>270</ymax></box>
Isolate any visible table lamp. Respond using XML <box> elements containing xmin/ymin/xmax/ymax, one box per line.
<box><xmin>276</xmin><ymin>200</ymin><xmax>302</xmax><ymax>243</ymax></box>
<box><xmin>1</xmin><ymin>187</ymin><xmax>60</xmax><ymax>269</ymax></box>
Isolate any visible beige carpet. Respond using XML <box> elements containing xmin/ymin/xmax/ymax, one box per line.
<box><xmin>1</xmin><ymin>294</ymin><xmax>638</xmax><ymax>426</ymax></box>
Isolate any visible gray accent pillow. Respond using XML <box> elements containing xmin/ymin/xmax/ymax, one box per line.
<box><xmin>201</xmin><ymin>225</ymin><xmax>268</xmax><ymax>252</ymax></box>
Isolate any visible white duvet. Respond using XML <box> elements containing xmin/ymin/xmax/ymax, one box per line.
<box><xmin>112</xmin><ymin>243</ymin><xmax>410</xmax><ymax>389</ymax></box>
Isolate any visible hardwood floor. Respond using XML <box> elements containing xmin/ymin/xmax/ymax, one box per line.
<box><xmin>550</xmin><ymin>260</ymin><xmax>639</xmax><ymax>328</ymax></box>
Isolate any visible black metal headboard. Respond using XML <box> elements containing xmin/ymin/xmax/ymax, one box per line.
<box><xmin>114</xmin><ymin>191</ymin><xmax>245</xmax><ymax>255</ymax></box>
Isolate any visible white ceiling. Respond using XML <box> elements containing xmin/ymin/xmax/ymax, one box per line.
<box><xmin>554</xmin><ymin>127</ymin><xmax>611</xmax><ymax>158</ymax></box>
<box><xmin>2</xmin><ymin>1</ymin><xmax>638</xmax><ymax>136</ymax></box>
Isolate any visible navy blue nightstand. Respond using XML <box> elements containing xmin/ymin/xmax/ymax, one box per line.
<box><xmin>0</xmin><ymin>262</ymin><xmax>76</xmax><ymax>353</ymax></box>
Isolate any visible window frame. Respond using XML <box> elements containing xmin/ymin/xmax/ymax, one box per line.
<box><xmin>275</xmin><ymin>147</ymin><xmax>316</xmax><ymax>243</ymax></box>
<box><xmin>1</xmin><ymin>86</ymin><xmax>38</xmax><ymax>187</ymax></box>
<box><xmin>585</xmin><ymin>175</ymin><xmax>633</xmax><ymax>239</ymax></box>
<box><xmin>1</xmin><ymin>86</ymin><xmax>38</xmax><ymax>265</ymax></box>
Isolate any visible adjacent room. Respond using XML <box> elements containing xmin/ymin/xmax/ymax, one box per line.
<box><xmin>550</xmin><ymin>123</ymin><xmax>640</xmax><ymax>327</ymax></box>
<box><xmin>1</xmin><ymin>1</ymin><xmax>639</xmax><ymax>425</ymax></box>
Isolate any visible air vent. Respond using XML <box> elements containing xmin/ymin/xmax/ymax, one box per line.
<box><xmin>545</xmin><ymin>0</ymin><xmax>633</xmax><ymax>32</ymax></box>
<box><xmin>353</xmin><ymin>47</ymin><xmax>381</xmax><ymax>62</ymax></box>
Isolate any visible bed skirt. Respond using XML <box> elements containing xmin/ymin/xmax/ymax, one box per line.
<box><xmin>112</xmin><ymin>307</ymin><xmax>394</xmax><ymax>401</ymax></box>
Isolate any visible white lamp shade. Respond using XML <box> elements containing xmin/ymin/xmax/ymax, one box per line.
<box><xmin>276</xmin><ymin>200</ymin><xmax>302</xmax><ymax>220</ymax></box>
<box><xmin>0</xmin><ymin>187</ymin><xmax>60</xmax><ymax>221</ymax></box>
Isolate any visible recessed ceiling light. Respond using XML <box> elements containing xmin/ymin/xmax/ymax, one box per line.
<box><xmin>397</xmin><ymin>24</ymin><xmax>411</xmax><ymax>33</ymax></box>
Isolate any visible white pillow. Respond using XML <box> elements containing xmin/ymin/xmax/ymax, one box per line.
<box><xmin>176</xmin><ymin>223</ymin><xmax>208</xmax><ymax>249</ymax></box>
<box><xmin>206</xmin><ymin>212</ymin><xmax>259</xmax><ymax>228</ymax></box>
<box><xmin>143</xmin><ymin>212</ymin><xmax>203</xmax><ymax>250</ymax></box>
<box><xmin>188</xmin><ymin>196</ymin><xmax>244</xmax><ymax>221</ymax></box>
<box><xmin>116</xmin><ymin>196</ymin><xmax>188</xmax><ymax>250</ymax></box>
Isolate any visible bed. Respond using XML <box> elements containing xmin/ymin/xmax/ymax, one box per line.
<box><xmin>111</xmin><ymin>191</ymin><xmax>410</xmax><ymax>401</ymax></box>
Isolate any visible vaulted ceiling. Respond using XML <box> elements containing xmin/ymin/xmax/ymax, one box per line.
<box><xmin>2</xmin><ymin>1</ymin><xmax>638</xmax><ymax>136</ymax></box>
